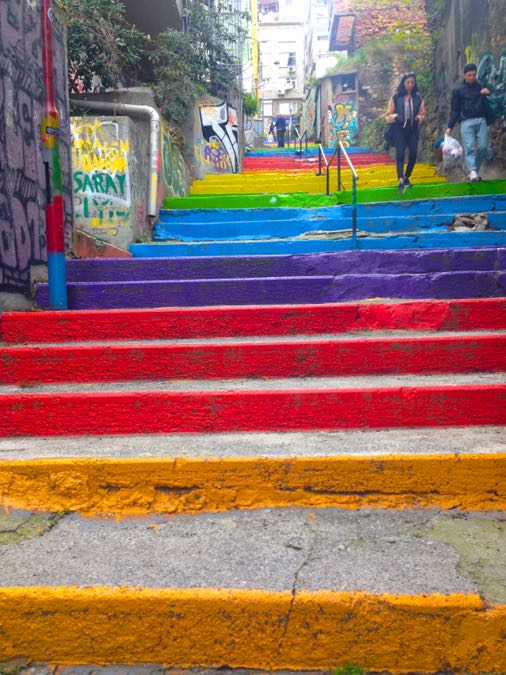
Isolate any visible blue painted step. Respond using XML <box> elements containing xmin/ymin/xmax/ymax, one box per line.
<box><xmin>158</xmin><ymin>194</ymin><xmax>506</xmax><ymax>223</ymax></box>
<box><xmin>131</xmin><ymin>231</ymin><xmax>506</xmax><ymax>258</ymax></box>
<box><xmin>154</xmin><ymin>212</ymin><xmax>505</xmax><ymax>241</ymax></box>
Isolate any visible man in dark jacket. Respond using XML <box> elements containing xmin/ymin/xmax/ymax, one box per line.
<box><xmin>446</xmin><ymin>63</ymin><xmax>491</xmax><ymax>181</ymax></box>
<box><xmin>275</xmin><ymin>116</ymin><xmax>287</xmax><ymax>148</ymax></box>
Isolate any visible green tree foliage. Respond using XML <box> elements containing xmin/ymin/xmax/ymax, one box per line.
<box><xmin>151</xmin><ymin>1</ymin><xmax>248</xmax><ymax>128</ymax></box>
<box><xmin>243</xmin><ymin>93</ymin><xmax>259</xmax><ymax>118</ymax></box>
<box><xmin>59</xmin><ymin>0</ymin><xmax>145</xmax><ymax>93</ymax></box>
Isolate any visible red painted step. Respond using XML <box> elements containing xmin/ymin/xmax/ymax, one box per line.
<box><xmin>3</xmin><ymin>299</ymin><xmax>506</xmax><ymax>344</ymax></box>
<box><xmin>0</xmin><ymin>384</ymin><xmax>506</xmax><ymax>437</ymax></box>
<box><xmin>1</xmin><ymin>385</ymin><xmax>505</xmax><ymax>436</ymax></box>
<box><xmin>2</xmin><ymin>334</ymin><xmax>506</xmax><ymax>385</ymax></box>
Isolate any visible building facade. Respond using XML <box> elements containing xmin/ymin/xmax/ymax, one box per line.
<box><xmin>257</xmin><ymin>0</ymin><xmax>309</xmax><ymax>138</ymax></box>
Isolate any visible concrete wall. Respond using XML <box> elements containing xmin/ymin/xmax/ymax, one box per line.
<box><xmin>432</xmin><ymin>0</ymin><xmax>506</xmax><ymax>173</ymax></box>
<box><xmin>71</xmin><ymin>89</ymin><xmax>191</xmax><ymax>250</ymax></box>
<box><xmin>193</xmin><ymin>98</ymin><xmax>240</xmax><ymax>177</ymax></box>
<box><xmin>71</xmin><ymin>116</ymin><xmax>150</xmax><ymax>250</ymax></box>
<box><xmin>320</xmin><ymin>75</ymin><xmax>359</xmax><ymax>147</ymax></box>
<box><xmin>160</xmin><ymin>121</ymin><xmax>190</xmax><ymax>198</ymax></box>
<box><xmin>0</xmin><ymin>0</ymin><xmax>73</xmax><ymax>310</ymax></box>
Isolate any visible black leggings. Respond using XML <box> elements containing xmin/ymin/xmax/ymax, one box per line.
<box><xmin>392</xmin><ymin>125</ymin><xmax>419</xmax><ymax>179</ymax></box>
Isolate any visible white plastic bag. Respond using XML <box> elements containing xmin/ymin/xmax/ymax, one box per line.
<box><xmin>442</xmin><ymin>134</ymin><xmax>463</xmax><ymax>167</ymax></box>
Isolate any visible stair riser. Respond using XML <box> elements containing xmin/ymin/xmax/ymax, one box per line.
<box><xmin>0</xmin><ymin>588</ymin><xmax>504</xmax><ymax>671</ymax></box>
<box><xmin>130</xmin><ymin>231</ymin><xmax>506</xmax><ymax>257</ymax></box>
<box><xmin>3</xmin><ymin>336</ymin><xmax>505</xmax><ymax>385</ymax></box>
<box><xmin>35</xmin><ymin>271</ymin><xmax>506</xmax><ymax>310</ymax></box>
<box><xmin>190</xmin><ymin>176</ymin><xmax>444</xmax><ymax>195</ymax></box>
<box><xmin>164</xmin><ymin>179</ymin><xmax>506</xmax><ymax>209</ymax></box>
<box><xmin>154</xmin><ymin>212</ymin><xmax>506</xmax><ymax>241</ymax></box>
<box><xmin>4</xmin><ymin>299</ymin><xmax>504</xmax><ymax>344</ymax></box>
<box><xmin>159</xmin><ymin>194</ymin><xmax>506</xmax><ymax>222</ymax></box>
<box><xmin>1</xmin><ymin>454</ymin><xmax>504</xmax><ymax>515</ymax></box>
<box><xmin>1</xmin><ymin>385</ymin><xmax>505</xmax><ymax>436</ymax></box>
<box><xmin>64</xmin><ymin>248</ymin><xmax>506</xmax><ymax>282</ymax></box>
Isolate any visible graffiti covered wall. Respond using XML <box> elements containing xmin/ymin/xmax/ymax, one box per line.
<box><xmin>71</xmin><ymin>116</ymin><xmax>150</xmax><ymax>250</ymax></box>
<box><xmin>194</xmin><ymin>101</ymin><xmax>239</xmax><ymax>176</ymax></box>
<box><xmin>0</xmin><ymin>0</ymin><xmax>72</xmax><ymax>307</ymax></box>
<box><xmin>321</xmin><ymin>76</ymin><xmax>358</xmax><ymax>148</ymax></box>
<box><xmin>432</xmin><ymin>0</ymin><xmax>506</xmax><ymax>171</ymax></box>
<box><xmin>160</xmin><ymin>122</ymin><xmax>189</xmax><ymax>198</ymax></box>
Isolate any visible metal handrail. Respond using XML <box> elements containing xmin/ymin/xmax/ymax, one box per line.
<box><xmin>337</xmin><ymin>140</ymin><xmax>359</xmax><ymax>249</ymax></box>
<box><xmin>294</xmin><ymin>128</ymin><xmax>309</xmax><ymax>155</ymax></box>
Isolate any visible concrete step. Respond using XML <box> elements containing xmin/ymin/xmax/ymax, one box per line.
<box><xmin>2</xmin><ymin>427</ymin><xmax>505</xmax><ymax>459</ymax></box>
<box><xmin>0</xmin><ymin>508</ymin><xmax>504</xmax><ymax>671</ymax></box>
<box><xmin>130</xmin><ymin>230</ymin><xmax>506</xmax><ymax>257</ymax></box>
<box><xmin>158</xmin><ymin>193</ymin><xmax>506</xmax><ymax>224</ymax></box>
<box><xmin>189</xmin><ymin>174</ymin><xmax>444</xmax><ymax>196</ymax></box>
<box><xmin>34</xmin><ymin>270</ymin><xmax>506</xmax><ymax>310</ymax></box>
<box><xmin>164</xmin><ymin>178</ymin><xmax>506</xmax><ymax>210</ymax></box>
<box><xmin>1</xmin><ymin>439</ymin><xmax>505</xmax><ymax>515</ymax></box>
<box><xmin>4</xmin><ymin>299</ymin><xmax>506</xmax><ymax>343</ymax></box>
<box><xmin>0</xmin><ymin>373</ymin><xmax>505</xmax><ymax>436</ymax></box>
<box><xmin>2</xmin><ymin>333</ymin><xmax>505</xmax><ymax>385</ymax></box>
<box><xmin>153</xmin><ymin>212</ymin><xmax>506</xmax><ymax>242</ymax></box>
<box><xmin>62</xmin><ymin>249</ymin><xmax>506</xmax><ymax>283</ymax></box>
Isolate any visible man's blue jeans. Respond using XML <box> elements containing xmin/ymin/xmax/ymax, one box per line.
<box><xmin>461</xmin><ymin>117</ymin><xmax>488</xmax><ymax>173</ymax></box>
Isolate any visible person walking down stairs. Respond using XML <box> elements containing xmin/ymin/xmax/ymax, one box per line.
<box><xmin>386</xmin><ymin>72</ymin><xmax>426</xmax><ymax>194</ymax></box>
<box><xmin>275</xmin><ymin>116</ymin><xmax>287</xmax><ymax>148</ymax></box>
<box><xmin>446</xmin><ymin>63</ymin><xmax>491</xmax><ymax>183</ymax></box>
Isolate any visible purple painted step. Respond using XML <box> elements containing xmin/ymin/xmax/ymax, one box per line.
<box><xmin>65</xmin><ymin>248</ymin><xmax>506</xmax><ymax>282</ymax></box>
<box><xmin>36</xmin><ymin>271</ymin><xmax>506</xmax><ymax>310</ymax></box>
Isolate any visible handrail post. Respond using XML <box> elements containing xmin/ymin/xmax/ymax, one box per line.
<box><xmin>317</xmin><ymin>143</ymin><xmax>322</xmax><ymax>176</ymax></box>
<box><xmin>326</xmin><ymin>163</ymin><xmax>330</xmax><ymax>196</ymax></box>
<box><xmin>352</xmin><ymin>175</ymin><xmax>357</xmax><ymax>249</ymax></box>
<box><xmin>338</xmin><ymin>145</ymin><xmax>342</xmax><ymax>192</ymax></box>
<box><xmin>305</xmin><ymin>135</ymin><xmax>308</xmax><ymax>155</ymax></box>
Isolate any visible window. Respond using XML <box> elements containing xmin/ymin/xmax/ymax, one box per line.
<box><xmin>263</xmin><ymin>101</ymin><xmax>273</xmax><ymax>117</ymax></box>
<box><xmin>287</xmin><ymin>52</ymin><xmax>297</xmax><ymax>67</ymax></box>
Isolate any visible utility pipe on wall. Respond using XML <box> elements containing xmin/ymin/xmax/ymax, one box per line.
<box><xmin>71</xmin><ymin>100</ymin><xmax>160</xmax><ymax>218</ymax></box>
<box><xmin>41</xmin><ymin>0</ymin><xmax>68</xmax><ymax>309</ymax></box>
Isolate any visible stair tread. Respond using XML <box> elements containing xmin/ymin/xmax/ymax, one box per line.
<box><xmin>1</xmin><ymin>508</ymin><xmax>504</xmax><ymax>603</ymax></box>
<box><xmin>3</xmin><ymin>328</ymin><xmax>504</xmax><ymax>349</ymax></box>
<box><xmin>1</xmin><ymin>426</ymin><xmax>505</xmax><ymax>459</ymax></box>
<box><xmin>1</xmin><ymin>371</ymin><xmax>504</xmax><ymax>395</ymax></box>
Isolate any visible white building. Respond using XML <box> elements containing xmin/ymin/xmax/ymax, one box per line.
<box><xmin>257</xmin><ymin>0</ymin><xmax>309</xmax><ymax>137</ymax></box>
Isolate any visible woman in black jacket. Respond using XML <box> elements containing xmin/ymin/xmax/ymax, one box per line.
<box><xmin>386</xmin><ymin>73</ymin><xmax>426</xmax><ymax>193</ymax></box>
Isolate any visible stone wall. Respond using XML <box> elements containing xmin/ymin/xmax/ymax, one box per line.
<box><xmin>0</xmin><ymin>0</ymin><xmax>72</xmax><ymax>309</ymax></box>
<box><xmin>430</xmin><ymin>0</ymin><xmax>506</xmax><ymax>174</ymax></box>
<box><xmin>351</xmin><ymin>0</ymin><xmax>427</xmax><ymax>50</ymax></box>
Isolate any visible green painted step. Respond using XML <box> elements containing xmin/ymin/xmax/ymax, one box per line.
<box><xmin>165</xmin><ymin>179</ymin><xmax>506</xmax><ymax>210</ymax></box>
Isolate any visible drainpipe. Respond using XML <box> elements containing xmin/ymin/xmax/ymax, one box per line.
<box><xmin>41</xmin><ymin>0</ymin><xmax>68</xmax><ymax>309</ymax></box>
<box><xmin>71</xmin><ymin>99</ymin><xmax>160</xmax><ymax>219</ymax></box>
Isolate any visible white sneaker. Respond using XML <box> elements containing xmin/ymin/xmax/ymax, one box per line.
<box><xmin>469</xmin><ymin>170</ymin><xmax>479</xmax><ymax>182</ymax></box>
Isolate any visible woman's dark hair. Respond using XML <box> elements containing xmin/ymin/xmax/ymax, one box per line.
<box><xmin>395</xmin><ymin>72</ymin><xmax>419</xmax><ymax>98</ymax></box>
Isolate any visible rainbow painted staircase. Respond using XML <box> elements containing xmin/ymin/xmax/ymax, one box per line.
<box><xmin>0</xmin><ymin>145</ymin><xmax>505</xmax><ymax>672</ymax></box>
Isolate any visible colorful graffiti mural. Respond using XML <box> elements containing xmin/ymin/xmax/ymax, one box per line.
<box><xmin>464</xmin><ymin>38</ymin><xmax>506</xmax><ymax>128</ymax></box>
<box><xmin>71</xmin><ymin>117</ymin><xmax>132</xmax><ymax>239</ymax></box>
<box><xmin>195</xmin><ymin>102</ymin><xmax>239</xmax><ymax>174</ymax></box>
<box><xmin>161</xmin><ymin>124</ymin><xmax>188</xmax><ymax>197</ymax></box>
<box><xmin>303</xmin><ymin>90</ymin><xmax>316</xmax><ymax>138</ymax></box>
<box><xmin>0</xmin><ymin>0</ymin><xmax>72</xmax><ymax>298</ymax></box>
<box><xmin>328</xmin><ymin>95</ymin><xmax>358</xmax><ymax>148</ymax></box>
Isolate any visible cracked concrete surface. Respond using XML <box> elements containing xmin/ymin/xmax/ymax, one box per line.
<box><xmin>0</xmin><ymin>512</ymin><xmax>63</xmax><ymax>545</ymax></box>
<box><xmin>0</xmin><ymin>508</ymin><xmax>504</xmax><ymax>603</ymax></box>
